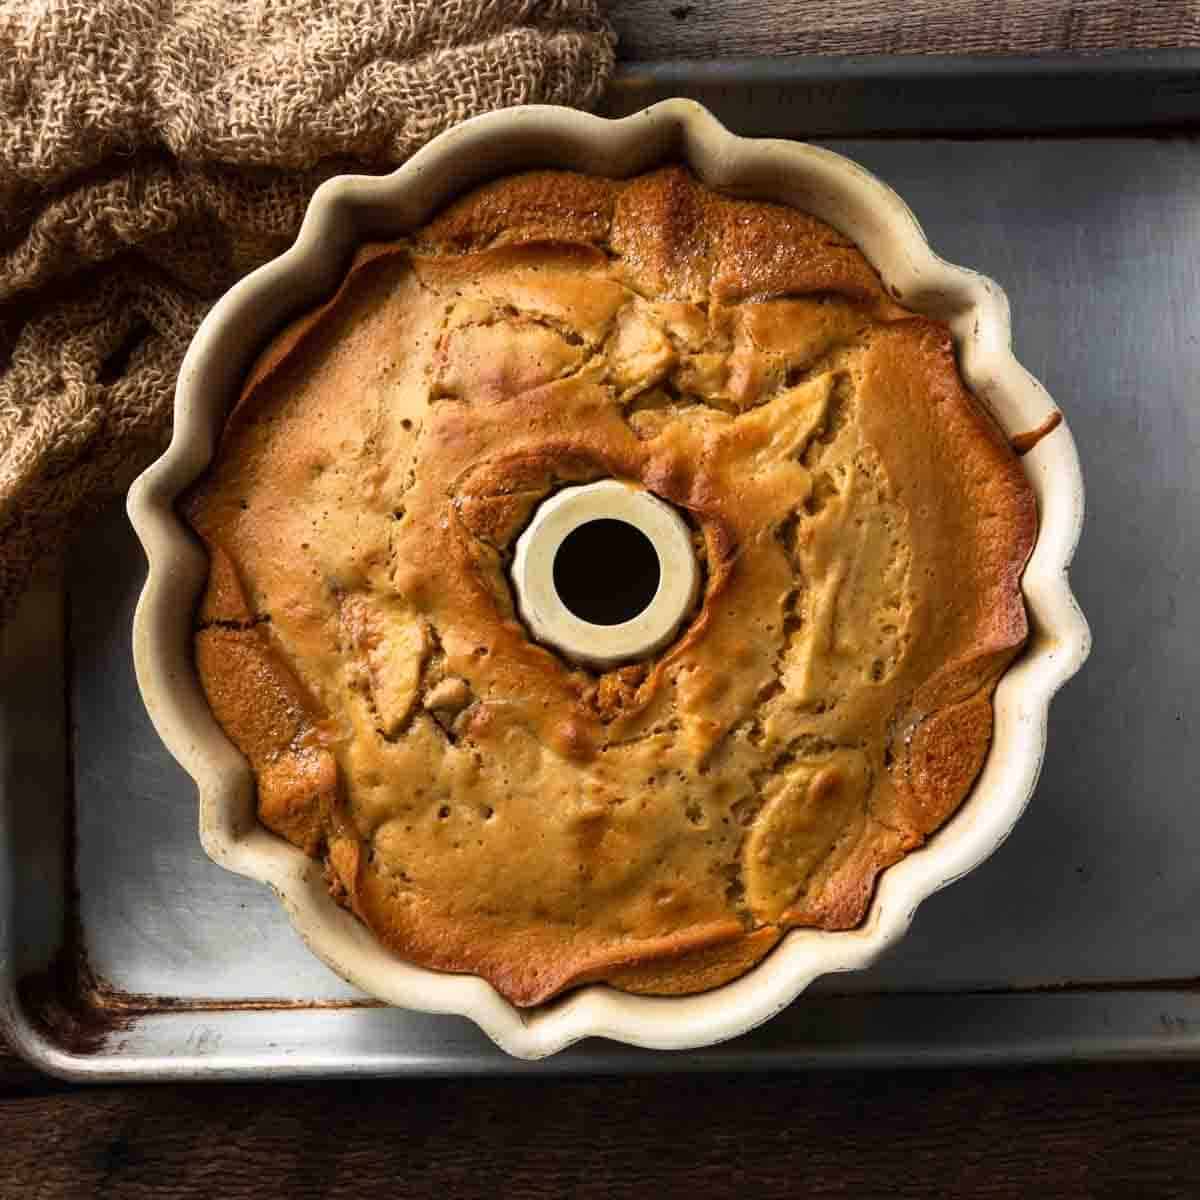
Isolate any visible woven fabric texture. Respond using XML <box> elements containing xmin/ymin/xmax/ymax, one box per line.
<box><xmin>0</xmin><ymin>0</ymin><xmax>614</xmax><ymax>620</ymax></box>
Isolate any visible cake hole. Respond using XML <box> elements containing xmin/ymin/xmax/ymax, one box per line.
<box><xmin>552</xmin><ymin>519</ymin><xmax>661</xmax><ymax>626</ymax></box>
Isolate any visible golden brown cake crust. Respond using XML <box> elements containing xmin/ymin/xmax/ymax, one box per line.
<box><xmin>183</xmin><ymin>167</ymin><xmax>1036</xmax><ymax>1006</ymax></box>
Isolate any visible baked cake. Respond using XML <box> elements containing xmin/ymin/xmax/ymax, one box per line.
<box><xmin>183</xmin><ymin>166</ymin><xmax>1036</xmax><ymax>1005</ymax></box>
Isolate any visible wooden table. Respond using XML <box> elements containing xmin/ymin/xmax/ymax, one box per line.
<box><xmin>5</xmin><ymin>1038</ymin><xmax>1200</xmax><ymax>1196</ymax></box>
<box><xmin>6</xmin><ymin>4</ymin><xmax>1200</xmax><ymax>1196</ymax></box>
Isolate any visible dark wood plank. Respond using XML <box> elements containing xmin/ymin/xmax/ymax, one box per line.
<box><xmin>610</xmin><ymin>0</ymin><xmax>1200</xmax><ymax>61</ymax></box>
<box><xmin>0</xmin><ymin>1039</ymin><xmax>58</xmax><ymax>1095</ymax></box>
<box><xmin>2</xmin><ymin>1061</ymin><xmax>1200</xmax><ymax>1197</ymax></box>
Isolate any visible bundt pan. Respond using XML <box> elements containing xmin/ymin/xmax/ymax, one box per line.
<box><xmin>127</xmin><ymin>101</ymin><xmax>1090</xmax><ymax>1059</ymax></box>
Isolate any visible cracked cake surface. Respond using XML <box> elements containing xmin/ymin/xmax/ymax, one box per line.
<box><xmin>183</xmin><ymin>166</ymin><xmax>1037</xmax><ymax>1006</ymax></box>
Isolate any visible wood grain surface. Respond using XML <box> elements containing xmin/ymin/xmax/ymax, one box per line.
<box><xmin>6</xmin><ymin>4</ymin><xmax>1200</xmax><ymax>1197</ymax></box>
<box><xmin>3</xmin><ymin>1045</ymin><xmax>1200</xmax><ymax>1198</ymax></box>
<box><xmin>611</xmin><ymin>0</ymin><xmax>1200</xmax><ymax>60</ymax></box>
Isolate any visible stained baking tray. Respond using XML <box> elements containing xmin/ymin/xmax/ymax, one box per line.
<box><xmin>4</xmin><ymin>55</ymin><xmax>1200</xmax><ymax>1080</ymax></box>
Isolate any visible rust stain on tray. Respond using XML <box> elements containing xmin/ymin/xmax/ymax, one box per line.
<box><xmin>18</xmin><ymin>928</ymin><xmax>384</xmax><ymax>1058</ymax></box>
<box><xmin>17</xmin><ymin>888</ymin><xmax>384</xmax><ymax>1057</ymax></box>
<box><xmin>17</xmin><ymin>934</ymin><xmax>128</xmax><ymax>1057</ymax></box>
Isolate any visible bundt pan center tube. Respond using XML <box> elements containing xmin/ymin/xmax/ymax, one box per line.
<box><xmin>127</xmin><ymin>101</ymin><xmax>1090</xmax><ymax>1059</ymax></box>
<box><xmin>511</xmin><ymin>480</ymin><xmax>701</xmax><ymax>669</ymax></box>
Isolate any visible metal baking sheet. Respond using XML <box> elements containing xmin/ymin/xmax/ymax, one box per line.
<box><xmin>4</xmin><ymin>63</ymin><xmax>1200</xmax><ymax>1079</ymax></box>
<box><xmin>603</xmin><ymin>51</ymin><xmax>1200</xmax><ymax>135</ymax></box>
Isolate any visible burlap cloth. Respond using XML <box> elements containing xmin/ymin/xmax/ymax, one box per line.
<box><xmin>0</xmin><ymin>0</ymin><xmax>614</xmax><ymax>623</ymax></box>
